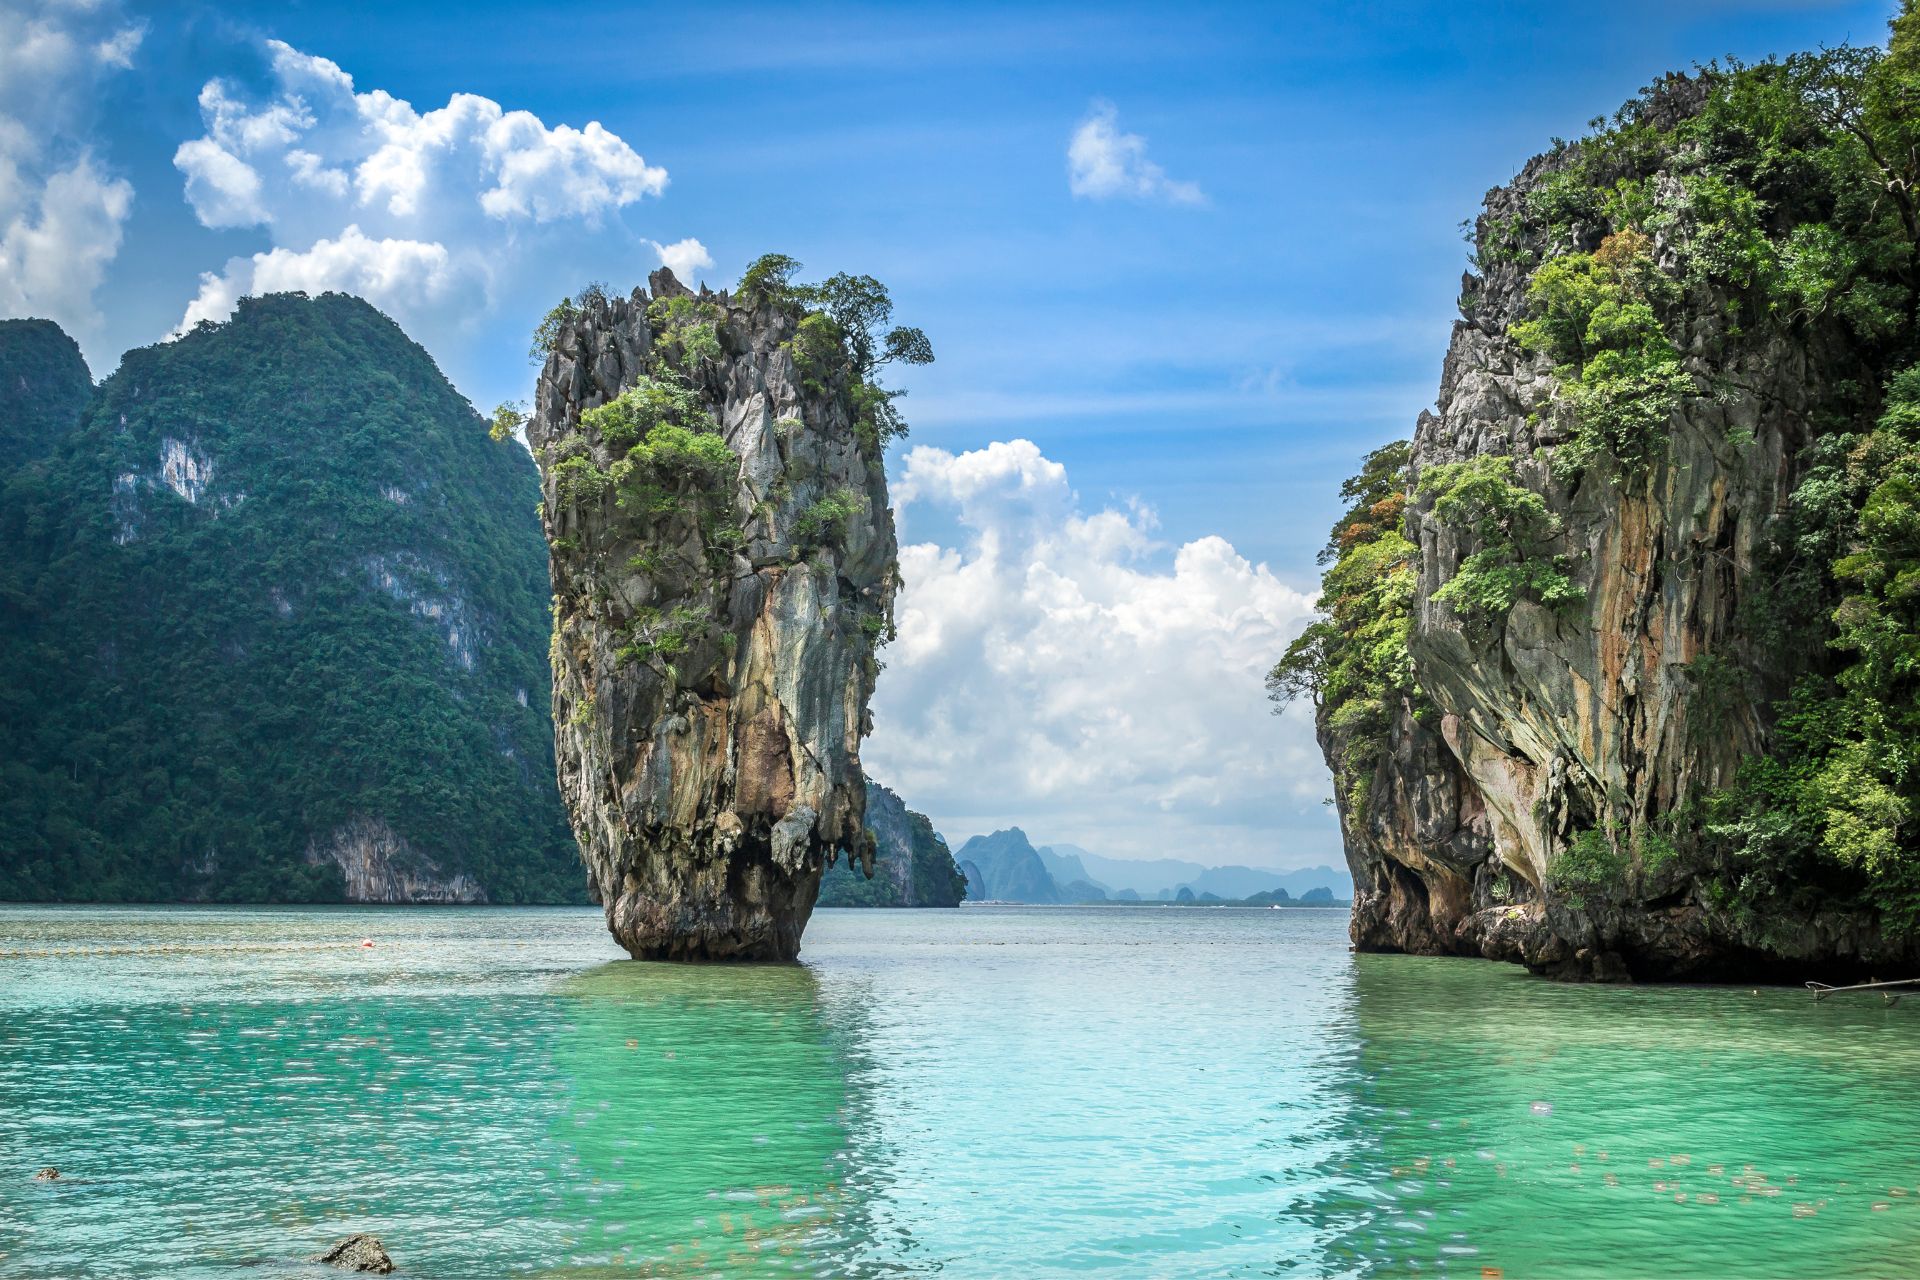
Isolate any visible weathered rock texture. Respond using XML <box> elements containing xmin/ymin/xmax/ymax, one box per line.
<box><xmin>304</xmin><ymin>818</ymin><xmax>486</xmax><ymax>904</ymax></box>
<box><xmin>1331</xmin><ymin>78</ymin><xmax>1916</xmax><ymax>980</ymax></box>
<box><xmin>312</xmin><ymin>1234</ymin><xmax>395</xmax><ymax>1274</ymax></box>
<box><xmin>530</xmin><ymin>270</ymin><xmax>897</xmax><ymax>960</ymax></box>
<box><xmin>817</xmin><ymin>780</ymin><xmax>967</xmax><ymax>907</ymax></box>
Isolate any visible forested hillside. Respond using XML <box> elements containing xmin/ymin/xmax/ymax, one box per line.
<box><xmin>0</xmin><ymin>294</ymin><xmax>583</xmax><ymax>903</ymax></box>
<box><xmin>0</xmin><ymin>319</ymin><xmax>93</xmax><ymax>466</ymax></box>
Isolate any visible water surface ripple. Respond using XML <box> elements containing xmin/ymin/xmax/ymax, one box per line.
<box><xmin>0</xmin><ymin>905</ymin><xmax>1916</xmax><ymax>1277</ymax></box>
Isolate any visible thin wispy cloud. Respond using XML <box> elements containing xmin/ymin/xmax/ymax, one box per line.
<box><xmin>1067</xmin><ymin>100</ymin><xmax>1205</xmax><ymax>206</ymax></box>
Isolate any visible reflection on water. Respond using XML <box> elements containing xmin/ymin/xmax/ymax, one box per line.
<box><xmin>1</xmin><ymin>905</ymin><xmax>1917</xmax><ymax>1278</ymax></box>
<box><xmin>1320</xmin><ymin>954</ymin><xmax>1920</xmax><ymax>1278</ymax></box>
<box><xmin>545</xmin><ymin>963</ymin><xmax>857</xmax><ymax>1276</ymax></box>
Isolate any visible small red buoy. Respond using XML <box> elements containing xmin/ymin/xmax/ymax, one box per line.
<box><xmin>359</xmin><ymin>938</ymin><xmax>375</xmax><ymax>949</ymax></box>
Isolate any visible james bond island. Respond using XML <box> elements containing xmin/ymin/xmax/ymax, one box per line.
<box><xmin>529</xmin><ymin>260</ymin><xmax>923</xmax><ymax>960</ymax></box>
<box><xmin>9</xmin><ymin>6</ymin><xmax>1920</xmax><ymax>1279</ymax></box>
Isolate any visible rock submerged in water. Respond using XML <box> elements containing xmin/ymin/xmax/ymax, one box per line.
<box><xmin>529</xmin><ymin>268</ymin><xmax>898</xmax><ymax>961</ymax></box>
<box><xmin>312</xmin><ymin>1234</ymin><xmax>395</xmax><ymax>1274</ymax></box>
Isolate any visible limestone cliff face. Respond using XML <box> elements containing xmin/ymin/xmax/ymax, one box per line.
<box><xmin>530</xmin><ymin>270</ymin><xmax>897</xmax><ymax>960</ymax></box>
<box><xmin>1323</xmin><ymin>696</ymin><xmax>1501</xmax><ymax>960</ymax></box>
<box><xmin>304</xmin><ymin>818</ymin><xmax>486</xmax><ymax>904</ymax></box>
<box><xmin>817</xmin><ymin>781</ymin><xmax>967</xmax><ymax>907</ymax></box>
<box><xmin>1337</xmin><ymin>78</ymin><xmax>1916</xmax><ymax>980</ymax></box>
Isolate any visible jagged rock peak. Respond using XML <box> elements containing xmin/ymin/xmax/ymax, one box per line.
<box><xmin>529</xmin><ymin>267</ymin><xmax>899</xmax><ymax>960</ymax></box>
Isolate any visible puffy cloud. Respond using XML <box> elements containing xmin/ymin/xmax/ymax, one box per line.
<box><xmin>175</xmin><ymin>134</ymin><xmax>268</xmax><ymax>228</ymax></box>
<box><xmin>0</xmin><ymin>1</ymin><xmax>143</xmax><ymax>346</ymax></box>
<box><xmin>649</xmin><ymin>237</ymin><xmax>715</xmax><ymax>287</ymax></box>
<box><xmin>864</xmin><ymin>439</ymin><xmax>1333</xmax><ymax>867</ymax></box>
<box><xmin>170</xmin><ymin>39</ymin><xmax>674</xmax><ymax>339</ymax></box>
<box><xmin>1067</xmin><ymin>100</ymin><xmax>1205</xmax><ymax>206</ymax></box>
<box><xmin>175</xmin><ymin>226</ymin><xmax>477</xmax><ymax>335</ymax></box>
<box><xmin>176</xmin><ymin>41</ymin><xmax>666</xmax><ymax>233</ymax></box>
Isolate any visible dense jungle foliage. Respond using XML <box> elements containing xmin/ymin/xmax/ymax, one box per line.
<box><xmin>0</xmin><ymin>294</ymin><xmax>583</xmax><ymax>902</ymax></box>
<box><xmin>1279</xmin><ymin>2</ymin><xmax>1920</xmax><ymax>925</ymax></box>
<box><xmin>0</xmin><ymin>319</ymin><xmax>93</xmax><ymax>467</ymax></box>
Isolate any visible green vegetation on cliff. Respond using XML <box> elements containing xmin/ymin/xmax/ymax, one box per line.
<box><xmin>1292</xmin><ymin>3</ymin><xmax>1920</xmax><ymax>943</ymax></box>
<box><xmin>736</xmin><ymin>253</ymin><xmax>934</xmax><ymax>450</ymax></box>
<box><xmin>1418</xmin><ymin>455</ymin><xmax>1580</xmax><ymax>631</ymax></box>
<box><xmin>1482</xmin><ymin>10</ymin><xmax>1920</xmax><ymax>924</ymax></box>
<box><xmin>0</xmin><ymin>295</ymin><xmax>581</xmax><ymax>903</ymax></box>
<box><xmin>1267</xmin><ymin>441</ymin><xmax>1419</xmax><ymax>808</ymax></box>
<box><xmin>1508</xmin><ymin>230</ymin><xmax>1692</xmax><ymax>478</ymax></box>
<box><xmin>1711</xmin><ymin>362</ymin><xmax>1920</xmax><ymax>925</ymax></box>
<box><xmin>0</xmin><ymin>319</ymin><xmax>93</xmax><ymax>467</ymax></box>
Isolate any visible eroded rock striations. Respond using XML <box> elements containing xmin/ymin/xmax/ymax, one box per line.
<box><xmin>530</xmin><ymin>269</ymin><xmax>898</xmax><ymax>960</ymax></box>
<box><xmin>817</xmin><ymin>781</ymin><xmax>968</xmax><ymax>907</ymax></box>
<box><xmin>1297</xmin><ymin>55</ymin><xmax>1920</xmax><ymax>980</ymax></box>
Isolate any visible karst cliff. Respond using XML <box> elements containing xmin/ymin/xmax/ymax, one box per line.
<box><xmin>0</xmin><ymin>297</ymin><xmax>579</xmax><ymax>904</ymax></box>
<box><xmin>530</xmin><ymin>265</ymin><xmax>904</xmax><ymax>960</ymax></box>
<box><xmin>816</xmin><ymin>781</ymin><xmax>968</xmax><ymax>907</ymax></box>
<box><xmin>1281</xmin><ymin>24</ymin><xmax>1920</xmax><ymax>980</ymax></box>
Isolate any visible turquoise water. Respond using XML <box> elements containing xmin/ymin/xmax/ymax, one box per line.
<box><xmin>2</xmin><ymin>906</ymin><xmax>1918</xmax><ymax>1278</ymax></box>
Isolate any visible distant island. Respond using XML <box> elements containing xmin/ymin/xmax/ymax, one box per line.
<box><xmin>949</xmin><ymin>827</ymin><xmax>1349</xmax><ymax>907</ymax></box>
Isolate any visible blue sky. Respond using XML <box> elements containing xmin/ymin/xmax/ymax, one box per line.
<box><xmin>1</xmin><ymin>0</ymin><xmax>1899</xmax><ymax>869</ymax></box>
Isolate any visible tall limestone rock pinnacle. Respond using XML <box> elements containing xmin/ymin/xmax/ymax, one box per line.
<box><xmin>529</xmin><ymin>268</ymin><xmax>898</xmax><ymax>960</ymax></box>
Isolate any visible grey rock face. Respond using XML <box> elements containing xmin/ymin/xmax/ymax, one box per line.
<box><xmin>960</xmin><ymin>860</ymin><xmax>986</xmax><ymax>901</ymax></box>
<box><xmin>816</xmin><ymin>780</ymin><xmax>967</xmax><ymax>907</ymax></box>
<box><xmin>530</xmin><ymin>270</ymin><xmax>897</xmax><ymax>961</ymax></box>
<box><xmin>860</xmin><ymin>781</ymin><xmax>920</xmax><ymax>903</ymax></box>
<box><xmin>312</xmin><ymin>1234</ymin><xmax>395</xmax><ymax>1274</ymax></box>
<box><xmin>303</xmin><ymin>818</ymin><xmax>486</xmax><ymax>904</ymax></box>
<box><xmin>1334</xmin><ymin>81</ymin><xmax>1914</xmax><ymax>980</ymax></box>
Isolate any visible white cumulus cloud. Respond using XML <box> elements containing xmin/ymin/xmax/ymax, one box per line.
<box><xmin>0</xmin><ymin>0</ymin><xmax>143</xmax><ymax>351</ymax></box>
<box><xmin>1067</xmin><ymin>100</ymin><xmax>1205</xmax><ymax>206</ymax></box>
<box><xmin>171</xmin><ymin>39</ymin><xmax>678</xmax><ymax>345</ymax></box>
<box><xmin>649</xmin><ymin>237</ymin><xmax>715</xmax><ymax>287</ymax></box>
<box><xmin>865</xmin><ymin>439</ymin><xmax>1332</xmax><ymax>867</ymax></box>
<box><xmin>176</xmin><ymin>226</ymin><xmax>474</xmax><ymax>335</ymax></box>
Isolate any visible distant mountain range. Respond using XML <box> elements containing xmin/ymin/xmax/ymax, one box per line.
<box><xmin>954</xmin><ymin>829</ymin><xmax>1351</xmax><ymax>904</ymax></box>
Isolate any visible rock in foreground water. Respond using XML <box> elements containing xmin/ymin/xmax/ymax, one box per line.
<box><xmin>312</xmin><ymin>1234</ymin><xmax>394</xmax><ymax>1274</ymax></box>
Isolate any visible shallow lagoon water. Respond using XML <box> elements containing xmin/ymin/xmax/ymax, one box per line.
<box><xmin>1</xmin><ymin>904</ymin><xmax>1917</xmax><ymax>1278</ymax></box>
